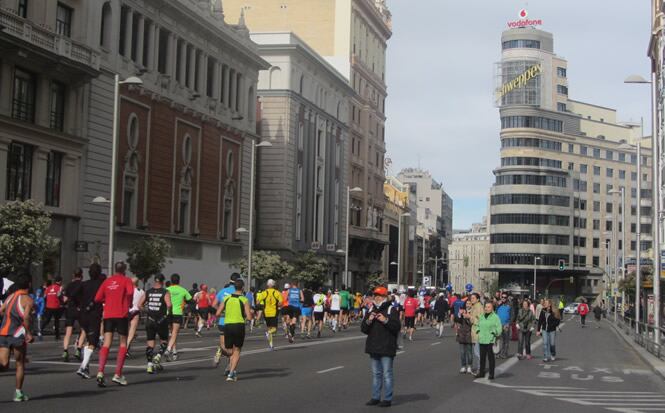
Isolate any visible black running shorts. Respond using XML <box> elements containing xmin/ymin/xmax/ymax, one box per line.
<box><xmin>405</xmin><ymin>316</ymin><xmax>416</xmax><ymax>328</ymax></box>
<box><xmin>65</xmin><ymin>307</ymin><xmax>80</xmax><ymax>327</ymax></box>
<box><xmin>223</xmin><ymin>323</ymin><xmax>246</xmax><ymax>349</ymax></box>
<box><xmin>103</xmin><ymin>317</ymin><xmax>129</xmax><ymax>336</ymax></box>
<box><xmin>145</xmin><ymin>318</ymin><xmax>169</xmax><ymax>341</ymax></box>
<box><xmin>265</xmin><ymin>316</ymin><xmax>278</xmax><ymax>328</ymax></box>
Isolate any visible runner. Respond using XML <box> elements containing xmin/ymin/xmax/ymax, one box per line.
<box><xmin>578</xmin><ymin>298</ymin><xmax>590</xmax><ymax>328</ymax></box>
<box><xmin>207</xmin><ymin>288</ymin><xmax>217</xmax><ymax>329</ymax></box>
<box><xmin>245</xmin><ymin>287</ymin><xmax>256</xmax><ymax>332</ymax></box>
<box><xmin>194</xmin><ymin>284</ymin><xmax>211</xmax><ymax>337</ymax></box>
<box><xmin>184</xmin><ymin>283</ymin><xmax>199</xmax><ymax>330</ymax></box>
<box><xmin>41</xmin><ymin>276</ymin><xmax>64</xmax><ymax>340</ymax></box>
<box><xmin>256</xmin><ymin>279</ymin><xmax>283</xmax><ymax>349</ymax></box>
<box><xmin>353</xmin><ymin>292</ymin><xmax>363</xmax><ymax>321</ymax></box>
<box><xmin>339</xmin><ymin>284</ymin><xmax>352</xmax><ymax>329</ymax></box>
<box><xmin>75</xmin><ymin>264</ymin><xmax>104</xmax><ymax>379</ymax></box>
<box><xmin>0</xmin><ymin>275</ymin><xmax>34</xmax><ymax>402</ymax></box>
<box><xmin>33</xmin><ymin>288</ymin><xmax>45</xmax><ymax>341</ymax></box>
<box><xmin>126</xmin><ymin>277</ymin><xmax>145</xmax><ymax>357</ymax></box>
<box><xmin>216</xmin><ymin>278</ymin><xmax>252</xmax><ymax>381</ymax></box>
<box><xmin>94</xmin><ymin>262</ymin><xmax>134</xmax><ymax>387</ymax></box>
<box><xmin>286</xmin><ymin>282</ymin><xmax>304</xmax><ymax>343</ymax></box>
<box><xmin>140</xmin><ymin>273</ymin><xmax>171</xmax><ymax>374</ymax></box>
<box><xmin>434</xmin><ymin>292</ymin><xmax>449</xmax><ymax>337</ymax></box>
<box><xmin>300</xmin><ymin>286</ymin><xmax>314</xmax><ymax>339</ymax></box>
<box><xmin>62</xmin><ymin>269</ymin><xmax>84</xmax><ymax>362</ymax></box>
<box><xmin>403</xmin><ymin>289</ymin><xmax>418</xmax><ymax>341</ymax></box>
<box><xmin>281</xmin><ymin>283</ymin><xmax>290</xmax><ymax>337</ymax></box>
<box><xmin>329</xmin><ymin>289</ymin><xmax>341</xmax><ymax>332</ymax></box>
<box><xmin>213</xmin><ymin>273</ymin><xmax>241</xmax><ymax>369</ymax></box>
<box><xmin>165</xmin><ymin>274</ymin><xmax>192</xmax><ymax>361</ymax></box>
<box><xmin>312</xmin><ymin>287</ymin><xmax>326</xmax><ymax>338</ymax></box>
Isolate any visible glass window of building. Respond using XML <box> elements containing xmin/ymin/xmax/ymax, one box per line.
<box><xmin>593</xmin><ymin>201</ymin><xmax>600</xmax><ymax>212</ymax></box>
<box><xmin>619</xmin><ymin>152</ymin><xmax>626</xmax><ymax>162</ymax></box>
<box><xmin>557</xmin><ymin>67</ymin><xmax>567</xmax><ymax>78</ymax></box>
<box><xmin>643</xmin><ymin>173</ymin><xmax>649</xmax><ymax>182</ymax></box>
<box><xmin>558</xmin><ymin>102</ymin><xmax>567</xmax><ymax>112</ymax></box>
<box><xmin>631</xmin><ymin>206</ymin><xmax>637</xmax><ymax>216</ymax></box>
<box><xmin>631</xmin><ymin>172</ymin><xmax>637</xmax><ymax>181</ymax></box>
<box><xmin>606</xmin><ymin>168</ymin><xmax>613</xmax><ymax>178</ymax></box>
<box><xmin>580</xmin><ymin>164</ymin><xmax>588</xmax><ymax>174</ymax></box>
<box><xmin>500</xmin><ymin>116</ymin><xmax>563</xmax><ymax>132</ymax></box>
<box><xmin>499</xmin><ymin>61</ymin><xmax>542</xmax><ymax>105</ymax></box>
<box><xmin>56</xmin><ymin>2</ymin><xmax>73</xmax><ymax>37</ymax></box>
<box><xmin>606</xmin><ymin>184</ymin><xmax>613</xmax><ymax>193</ymax></box>
<box><xmin>557</xmin><ymin>84</ymin><xmax>568</xmax><ymax>95</ymax></box>
<box><xmin>593</xmin><ymin>219</ymin><xmax>600</xmax><ymax>230</ymax></box>
<box><xmin>630</xmin><ymin>154</ymin><xmax>637</xmax><ymax>164</ymax></box>
<box><xmin>593</xmin><ymin>148</ymin><xmax>600</xmax><ymax>158</ymax></box>
<box><xmin>12</xmin><ymin>68</ymin><xmax>36</xmax><ymax>123</ymax></box>
<box><xmin>606</xmin><ymin>150</ymin><xmax>613</xmax><ymax>160</ymax></box>
<box><xmin>568</xmin><ymin>143</ymin><xmax>574</xmax><ymax>153</ymax></box>
<box><xmin>18</xmin><ymin>0</ymin><xmax>28</xmax><ymax>17</ymax></box>
<box><xmin>593</xmin><ymin>238</ymin><xmax>599</xmax><ymax>248</ymax></box>
<box><xmin>593</xmin><ymin>183</ymin><xmax>600</xmax><ymax>193</ymax></box>
<box><xmin>593</xmin><ymin>256</ymin><xmax>599</xmax><ymax>266</ymax></box>
<box><xmin>606</xmin><ymin>202</ymin><xmax>613</xmax><ymax>213</ymax></box>
<box><xmin>581</xmin><ymin>146</ymin><xmax>588</xmax><ymax>155</ymax></box>
<box><xmin>593</xmin><ymin>166</ymin><xmax>600</xmax><ymax>176</ymax></box>
<box><xmin>45</xmin><ymin>151</ymin><xmax>62</xmax><ymax>207</ymax></box>
<box><xmin>619</xmin><ymin>170</ymin><xmax>626</xmax><ymax>179</ymax></box>
<box><xmin>502</xmin><ymin>39</ymin><xmax>541</xmax><ymax>49</ymax></box>
<box><xmin>631</xmin><ymin>241</ymin><xmax>636</xmax><ymax>250</ymax></box>
<box><xmin>631</xmin><ymin>188</ymin><xmax>637</xmax><ymax>198</ymax></box>
<box><xmin>6</xmin><ymin>142</ymin><xmax>33</xmax><ymax>201</ymax></box>
<box><xmin>49</xmin><ymin>81</ymin><xmax>65</xmax><ymax>131</ymax></box>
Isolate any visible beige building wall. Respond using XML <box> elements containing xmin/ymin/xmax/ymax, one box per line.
<box><xmin>450</xmin><ymin>228</ymin><xmax>497</xmax><ymax>293</ymax></box>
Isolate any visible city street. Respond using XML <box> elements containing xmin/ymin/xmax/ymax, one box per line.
<box><xmin>1</xmin><ymin>316</ymin><xmax>663</xmax><ymax>412</ymax></box>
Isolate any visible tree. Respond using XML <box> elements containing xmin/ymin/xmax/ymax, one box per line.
<box><xmin>291</xmin><ymin>252</ymin><xmax>329</xmax><ymax>288</ymax></box>
<box><xmin>233</xmin><ymin>251</ymin><xmax>292</xmax><ymax>286</ymax></box>
<box><xmin>126</xmin><ymin>236</ymin><xmax>171</xmax><ymax>284</ymax></box>
<box><xmin>0</xmin><ymin>200</ymin><xmax>56</xmax><ymax>279</ymax></box>
<box><xmin>366</xmin><ymin>272</ymin><xmax>387</xmax><ymax>291</ymax></box>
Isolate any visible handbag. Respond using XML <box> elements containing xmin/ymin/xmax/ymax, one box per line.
<box><xmin>492</xmin><ymin>336</ymin><xmax>502</xmax><ymax>354</ymax></box>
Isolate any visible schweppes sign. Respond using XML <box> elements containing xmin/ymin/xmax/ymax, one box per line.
<box><xmin>496</xmin><ymin>63</ymin><xmax>542</xmax><ymax>100</ymax></box>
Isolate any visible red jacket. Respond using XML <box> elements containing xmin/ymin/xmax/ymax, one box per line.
<box><xmin>94</xmin><ymin>274</ymin><xmax>134</xmax><ymax>319</ymax></box>
<box><xmin>578</xmin><ymin>303</ymin><xmax>589</xmax><ymax>316</ymax></box>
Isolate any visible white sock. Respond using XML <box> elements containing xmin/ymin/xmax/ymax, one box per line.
<box><xmin>81</xmin><ymin>347</ymin><xmax>93</xmax><ymax>369</ymax></box>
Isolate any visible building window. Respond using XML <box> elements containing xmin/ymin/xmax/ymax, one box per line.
<box><xmin>606</xmin><ymin>202</ymin><xmax>613</xmax><ymax>213</ymax></box>
<box><xmin>12</xmin><ymin>68</ymin><xmax>36</xmax><ymax>123</ymax></box>
<box><xmin>502</xmin><ymin>39</ymin><xmax>541</xmax><ymax>49</ymax></box>
<box><xmin>557</xmin><ymin>84</ymin><xmax>568</xmax><ymax>95</ymax></box>
<box><xmin>593</xmin><ymin>201</ymin><xmax>600</xmax><ymax>212</ymax></box>
<box><xmin>45</xmin><ymin>151</ymin><xmax>62</xmax><ymax>207</ymax></box>
<box><xmin>581</xmin><ymin>146</ymin><xmax>588</xmax><ymax>156</ymax></box>
<box><xmin>619</xmin><ymin>170</ymin><xmax>626</xmax><ymax>179</ymax></box>
<box><xmin>593</xmin><ymin>238</ymin><xmax>599</xmax><ymax>248</ymax></box>
<box><xmin>18</xmin><ymin>0</ymin><xmax>28</xmax><ymax>18</ymax></box>
<box><xmin>619</xmin><ymin>152</ymin><xmax>626</xmax><ymax>162</ymax></box>
<box><xmin>568</xmin><ymin>144</ymin><xmax>574</xmax><ymax>153</ymax></box>
<box><xmin>49</xmin><ymin>81</ymin><xmax>65</xmax><ymax>131</ymax></box>
<box><xmin>593</xmin><ymin>219</ymin><xmax>600</xmax><ymax>230</ymax></box>
<box><xmin>606</xmin><ymin>168</ymin><xmax>613</xmax><ymax>178</ymax></box>
<box><xmin>580</xmin><ymin>164</ymin><xmax>587</xmax><ymax>174</ymax></box>
<box><xmin>558</xmin><ymin>102</ymin><xmax>567</xmax><ymax>112</ymax></box>
<box><xmin>606</xmin><ymin>150</ymin><xmax>613</xmax><ymax>160</ymax></box>
<box><xmin>500</xmin><ymin>116</ymin><xmax>563</xmax><ymax>132</ymax></box>
<box><xmin>6</xmin><ymin>142</ymin><xmax>33</xmax><ymax>201</ymax></box>
<box><xmin>593</xmin><ymin>148</ymin><xmax>600</xmax><ymax>158</ymax></box>
<box><xmin>56</xmin><ymin>3</ymin><xmax>73</xmax><ymax>37</ymax></box>
<box><xmin>557</xmin><ymin>67</ymin><xmax>567</xmax><ymax>78</ymax></box>
<box><xmin>100</xmin><ymin>2</ymin><xmax>111</xmax><ymax>47</ymax></box>
<box><xmin>295</xmin><ymin>165</ymin><xmax>303</xmax><ymax>241</ymax></box>
<box><xmin>593</xmin><ymin>166</ymin><xmax>600</xmax><ymax>176</ymax></box>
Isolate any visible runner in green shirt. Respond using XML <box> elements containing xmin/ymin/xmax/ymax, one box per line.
<box><xmin>216</xmin><ymin>279</ymin><xmax>252</xmax><ymax>381</ymax></box>
<box><xmin>165</xmin><ymin>274</ymin><xmax>191</xmax><ymax>361</ymax></box>
<box><xmin>339</xmin><ymin>285</ymin><xmax>352</xmax><ymax>329</ymax></box>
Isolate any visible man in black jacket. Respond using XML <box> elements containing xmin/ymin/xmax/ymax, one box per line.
<box><xmin>361</xmin><ymin>286</ymin><xmax>401</xmax><ymax>407</ymax></box>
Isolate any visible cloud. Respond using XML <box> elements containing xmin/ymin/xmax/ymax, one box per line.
<box><xmin>385</xmin><ymin>0</ymin><xmax>651</xmax><ymax>229</ymax></box>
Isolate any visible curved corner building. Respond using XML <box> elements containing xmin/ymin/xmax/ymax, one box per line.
<box><xmin>487</xmin><ymin>27</ymin><xmax>652</xmax><ymax>299</ymax></box>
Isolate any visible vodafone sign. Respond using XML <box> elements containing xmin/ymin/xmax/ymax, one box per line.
<box><xmin>507</xmin><ymin>9</ymin><xmax>543</xmax><ymax>28</ymax></box>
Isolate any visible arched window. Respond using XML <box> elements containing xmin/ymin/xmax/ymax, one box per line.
<box><xmin>247</xmin><ymin>86</ymin><xmax>254</xmax><ymax>121</ymax></box>
<box><xmin>122</xmin><ymin>113</ymin><xmax>139</xmax><ymax>227</ymax></box>
<box><xmin>269</xmin><ymin>66</ymin><xmax>282</xmax><ymax>89</ymax></box>
<box><xmin>100</xmin><ymin>2</ymin><xmax>112</xmax><ymax>48</ymax></box>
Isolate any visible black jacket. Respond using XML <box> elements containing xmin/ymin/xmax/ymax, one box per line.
<box><xmin>435</xmin><ymin>297</ymin><xmax>449</xmax><ymax>318</ymax></box>
<box><xmin>537</xmin><ymin>310</ymin><xmax>560</xmax><ymax>333</ymax></box>
<box><xmin>361</xmin><ymin>300</ymin><xmax>401</xmax><ymax>357</ymax></box>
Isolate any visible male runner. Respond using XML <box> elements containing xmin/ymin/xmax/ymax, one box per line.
<box><xmin>75</xmin><ymin>264</ymin><xmax>104</xmax><ymax>379</ymax></box>
<box><xmin>329</xmin><ymin>289</ymin><xmax>341</xmax><ymax>332</ymax></box>
<box><xmin>126</xmin><ymin>277</ymin><xmax>145</xmax><ymax>357</ymax></box>
<box><xmin>194</xmin><ymin>284</ymin><xmax>211</xmax><ymax>337</ymax></box>
<box><xmin>312</xmin><ymin>287</ymin><xmax>326</xmax><ymax>338</ymax></box>
<box><xmin>42</xmin><ymin>276</ymin><xmax>63</xmax><ymax>340</ymax></box>
<box><xmin>165</xmin><ymin>274</ymin><xmax>191</xmax><ymax>361</ymax></box>
<box><xmin>94</xmin><ymin>262</ymin><xmax>134</xmax><ymax>387</ymax></box>
<box><xmin>300</xmin><ymin>286</ymin><xmax>314</xmax><ymax>339</ymax></box>
<box><xmin>216</xmin><ymin>279</ymin><xmax>252</xmax><ymax>381</ymax></box>
<box><xmin>213</xmin><ymin>273</ymin><xmax>241</xmax><ymax>369</ymax></box>
<box><xmin>62</xmin><ymin>269</ymin><xmax>84</xmax><ymax>361</ymax></box>
<box><xmin>140</xmin><ymin>273</ymin><xmax>171</xmax><ymax>374</ymax></box>
<box><xmin>281</xmin><ymin>283</ymin><xmax>290</xmax><ymax>336</ymax></box>
<box><xmin>286</xmin><ymin>282</ymin><xmax>304</xmax><ymax>343</ymax></box>
<box><xmin>0</xmin><ymin>275</ymin><xmax>34</xmax><ymax>402</ymax></box>
<box><xmin>256</xmin><ymin>279</ymin><xmax>283</xmax><ymax>350</ymax></box>
<box><xmin>339</xmin><ymin>285</ymin><xmax>352</xmax><ymax>329</ymax></box>
<box><xmin>403</xmin><ymin>289</ymin><xmax>418</xmax><ymax>341</ymax></box>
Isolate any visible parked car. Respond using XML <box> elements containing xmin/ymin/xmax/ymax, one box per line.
<box><xmin>563</xmin><ymin>302</ymin><xmax>580</xmax><ymax>314</ymax></box>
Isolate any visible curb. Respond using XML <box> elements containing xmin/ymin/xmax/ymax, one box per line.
<box><xmin>606</xmin><ymin>319</ymin><xmax>665</xmax><ymax>381</ymax></box>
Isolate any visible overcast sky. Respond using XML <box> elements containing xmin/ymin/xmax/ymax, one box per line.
<box><xmin>385</xmin><ymin>0</ymin><xmax>652</xmax><ymax>230</ymax></box>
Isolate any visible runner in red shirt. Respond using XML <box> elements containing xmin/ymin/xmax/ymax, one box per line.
<box><xmin>402</xmin><ymin>289</ymin><xmax>419</xmax><ymax>341</ymax></box>
<box><xmin>94</xmin><ymin>262</ymin><xmax>134</xmax><ymax>387</ymax></box>
<box><xmin>578</xmin><ymin>299</ymin><xmax>590</xmax><ymax>328</ymax></box>
<box><xmin>41</xmin><ymin>277</ymin><xmax>63</xmax><ymax>340</ymax></box>
<box><xmin>194</xmin><ymin>284</ymin><xmax>211</xmax><ymax>337</ymax></box>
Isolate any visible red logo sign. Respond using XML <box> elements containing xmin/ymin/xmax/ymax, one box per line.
<box><xmin>507</xmin><ymin>9</ymin><xmax>543</xmax><ymax>28</ymax></box>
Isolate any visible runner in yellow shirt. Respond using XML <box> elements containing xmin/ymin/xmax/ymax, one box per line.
<box><xmin>255</xmin><ymin>279</ymin><xmax>283</xmax><ymax>350</ymax></box>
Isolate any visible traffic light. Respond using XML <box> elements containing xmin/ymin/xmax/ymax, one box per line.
<box><xmin>558</xmin><ymin>259</ymin><xmax>566</xmax><ymax>271</ymax></box>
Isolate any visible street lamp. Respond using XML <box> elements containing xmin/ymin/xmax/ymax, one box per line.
<box><xmin>610</xmin><ymin>187</ymin><xmax>626</xmax><ymax>322</ymax></box>
<box><xmin>533</xmin><ymin>256</ymin><xmax>541</xmax><ymax>299</ymax></box>
<box><xmin>396</xmin><ymin>212</ymin><xmax>411</xmax><ymax>288</ymax></box>
<box><xmin>103</xmin><ymin>75</ymin><xmax>143</xmax><ymax>273</ymax></box>
<box><xmin>240</xmin><ymin>140</ymin><xmax>273</xmax><ymax>290</ymax></box>
<box><xmin>345</xmin><ymin>187</ymin><xmax>363</xmax><ymax>288</ymax></box>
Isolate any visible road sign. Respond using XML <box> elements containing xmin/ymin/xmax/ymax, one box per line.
<box><xmin>423</xmin><ymin>276</ymin><xmax>431</xmax><ymax>287</ymax></box>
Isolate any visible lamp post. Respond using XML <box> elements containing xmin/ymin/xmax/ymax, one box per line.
<box><xmin>236</xmin><ymin>140</ymin><xmax>272</xmax><ymax>289</ymax></box>
<box><xmin>99</xmin><ymin>75</ymin><xmax>143</xmax><ymax>273</ymax></box>
<box><xmin>533</xmin><ymin>256</ymin><xmax>541</xmax><ymax>299</ymax></box>
<box><xmin>610</xmin><ymin>187</ymin><xmax>626</xmax><ymax>322</ymax></box>
<box><xmin>345</xmin><ymin>187</ymin><xmax>363</xmax><ymax>288</ymax></box>
<box><xmin>625</xmin><ymin>74</ymin><xmax>658</xmax><ymax>338</ymax></box>
<box><xmin>396</xmin><ymin>212</ymin><xmax>411</xmax><ymax>288</ymax></box>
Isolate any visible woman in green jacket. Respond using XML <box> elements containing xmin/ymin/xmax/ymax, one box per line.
<box><xmin>475</xmin><ymin>302</ymin><xmax>502</xmax><ymax>379</ymax></box>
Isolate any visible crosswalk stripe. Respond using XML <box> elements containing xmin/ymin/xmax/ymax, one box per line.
<box><xmin>558</xmin><ymin>399</ymin><xmax>665</xmax><ymax>406</ymax></box>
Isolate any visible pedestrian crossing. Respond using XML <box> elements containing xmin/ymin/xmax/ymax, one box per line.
<box><xmin>478</xmin><ymin>382</ymin><xmax>665</xmax><ymax>412</ymax></box>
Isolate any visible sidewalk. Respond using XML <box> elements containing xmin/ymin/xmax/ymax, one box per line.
<box><xmin>606</xmin><ymin>318</ymin><xmax>665</xmax><ymax>380</ymax></box>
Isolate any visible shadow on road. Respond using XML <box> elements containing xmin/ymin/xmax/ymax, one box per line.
<box><xmin>6</xmin><ymin>388</ymin><xmax>120</xmax><ymax>402</ymax></box>
<box><xmin>391</xmin><ymin>392</ymin><xmax>430</xmax><ymax>406</ymax></box>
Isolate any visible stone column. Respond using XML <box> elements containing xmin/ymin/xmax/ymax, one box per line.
<box><xmin>0</xmin><ymin>137</ymin><xmax>10</xmax><ymax>202</ymax></box>
<box><xmin>222</xmin><ymin>65</ymin><xmax>230</xmax><ymax>107</ymax></box>
<box><xmin>230</xmin><ymin>69</ymin><xmax>237</xmax><ymax>112</ymax></box>
<box><xmin>135</xmin><ymin>14</ymin><xmax>145</xmax><ymax>66</ymax></box>
<box><xmin>31</xmin><ymin>147</ymin><xmax>50</xmax><ymax>204</ymax></box>
<box><xmin>62</xmin><ymin>154</ymin><xmax>80</xmax><ymax>214</ymax></box>
<box><xmin>123</xmin><ymin>8</ymin><xmax>133</xmax><ymax>59</ymax></box>
<box><xmin>178</xmin><ymin>40</ymin><xmax>187</xmax><ymax>85</ymax></box>
<box><xmin>35</xmin><ymin>77</ymin><xmax>50</xmax><ymax>128</ymax></box>
<box><xmin>212</xmin><ymin>60</ymin><xmax>221</xmax><ymax>100</ymax></box>
<box><xmin>198</xmin><ymin>53</ymin><xmax>207</xmax><ymax>95</ymax></box>
<box><xmin>168</xmin><ymin>33</ymin><xmax>176</xmax><ymax>77</ymax></box>
<box><xmin>149</xmin><ymin>24</ymin><xmax>158</xmax><ymax>72</ymax></box>
<box><xmin>187</xmin><ymin>46</ymin><xmax>197</xmax><ymax>90</ymax></box>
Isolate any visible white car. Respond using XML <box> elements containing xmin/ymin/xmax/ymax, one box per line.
<box><xmin>563</xmin><ymin>303</ymin><xmax>580</xmax><ymax>314</ymax></box>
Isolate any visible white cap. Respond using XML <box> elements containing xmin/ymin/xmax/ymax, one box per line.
<box><xmin>267</xmin><ymin>279</ymin><xmax>275</xmax><ymax>287</ymax></box>
<box><xmin>284</xmin><ymin>283</ymin><xmax>290</xmax><ymax>289</ymax></box>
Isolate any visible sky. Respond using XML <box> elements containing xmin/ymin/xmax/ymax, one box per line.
<box><xmin>384</xmin><ymin>0</ymin><xmax>652</xmax><ymax>230</ymax></box>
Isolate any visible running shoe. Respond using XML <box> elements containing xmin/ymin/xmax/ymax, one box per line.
<box><xmin>96</xmin><ymin>372</ymin><xmax>106</xmax><ymax>387</ymax></box>
<box><xmin>195</xmin><ymin>331</ymin><xmax>202</xmax><ymax>338</ymax></box>
<box><xmin>76</xmin><ymin>367</ymin><xmax>90</xmax><ymax>379</ymax></box>
<box><xmin>147</xmin><ymin>362</ymin><xmax>155</xmax><ymax>374</ymax></box>
<box><xmin>550</xmin><ymin>356</ymin><xmax>556</xmax><ymax>361</ymax></box>
<box><xmin>62</xmin><ymin>350</ymin><xmax>69</xmax><ymax>362</ymax></box>
<box><xmin>213</xmin><ymin>347</ymin><xmax>222</xmax><ymax>367</ymax></box>
<box><xmin>112</xmin><ymin>374</ymin><xmax>128</xmax><ymax>386</ymax></box>
<box><xmin>459</xmin><ymin>367</ymin><xmax>466</xmax><ymax>374</ymax></box>
<box><xmin>164</xmin><ymin>350</ymin><xmax>172</xmax><ymax>362</ymax></box>
<box><xmin>13</xmin><ymin>390</ymin><xmax>28</xmax><ymax>402</ymax></box>
<box><xmin>172</xmin><ymin>352</ymin><xmax>179</xmax><ymax>361</ymax></box>
<box><xmin>75</xmin><ymin>348</ymin><xmax>82</xmax><ymax>361</ymax></box>
<box><xmin>288</xmin><ymin>335</ymin><xmax>294</xmax><ymax>344</ymax></box>
<box><xmin>226</xmin><ymin>371</ymin><xmax>237</xmax><ymax>382</ymax></box>
<box><xmin>152</xmin><ymin>353</ymin><xmax>162</xmax><ymax>365</ymax></box>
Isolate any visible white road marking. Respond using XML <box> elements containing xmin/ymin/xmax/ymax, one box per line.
<box><xmin>317</xmin><ymin>366</ymin><xmax>344</xmax><ymax>374</ymax></box>
<box><xmin>29</xmin><ymin>360</ymin><xmax>144</xmax><ymax>370</ymax></box>
<box><xmin>396</xmin><ymin>351</ymin><xmax>405</xmax><ymax>355</ymax></box>
<box><xmin>430</xmin><ymin>341</ymin><xmax>442</xmax><ymax>346</ymax></box>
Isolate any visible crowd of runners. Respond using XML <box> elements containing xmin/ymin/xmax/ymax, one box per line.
<box><xmin>0</xmin><ymin>262</ymin><xmax>575</xmax><ymax>403</ymax></box>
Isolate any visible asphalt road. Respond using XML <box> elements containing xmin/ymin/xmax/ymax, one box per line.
<box><xmin>1</xmin><ymin>315</ymin><xmax>664</xmax><ymax>412</ymax></box>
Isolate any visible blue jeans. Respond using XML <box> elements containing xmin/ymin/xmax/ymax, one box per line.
<box><xmin>459</xmin><ymin>343</ymin><xmax>473</xmax><ymax>367</ymax></box>
<box><xmin>472</xmin><ymin>342</ymin><xmax>480</xmax><ymax>370</ymax></box>
<box><xmin>371</xmin><ymin>356</ymin><xmax>394</xmax><ymax>401</ymax></box>
<box><xmin>542</xmin><ymin>331</ymin><xmax>556</xmax><ymax>359</ymax></box>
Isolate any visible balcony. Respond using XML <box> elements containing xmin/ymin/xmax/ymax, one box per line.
<box><xmin>349</xmin><ymin>225</ymin><xmax>389</xmax><ymax>245</ymax></box>
<box><xmin>0</xmin><ymin>9</ymin><xmax>99</xmax><ymax>72</ymax></box>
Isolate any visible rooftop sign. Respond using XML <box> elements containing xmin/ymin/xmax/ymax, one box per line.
<box><xmin>507</xmin><ymin>9</ymin><xmax>543</xmax><ymax>28</ymax></box>
<box><xmin>496</xmin><ymin>63</ymin><xmax>543</xmax><ymax>100</ymax></box>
